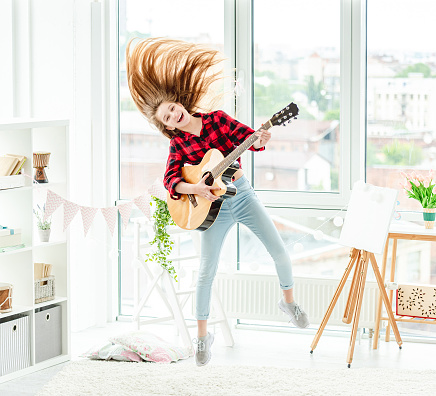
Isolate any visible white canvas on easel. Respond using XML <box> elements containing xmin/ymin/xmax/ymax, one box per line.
<box><xmin>339</xmin><ymin>181</ymin><xmax>398</xmax><ymax>255</ymax></box>
<box><xmin>311</xmin><ymin>180</ymin><xmax>403</xmax><ymax>367</ymax></box>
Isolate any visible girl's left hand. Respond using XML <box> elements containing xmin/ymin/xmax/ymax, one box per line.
<box><xmin>253</xmin><ymin>128</ymin><xmax>271</xmax><ymax>149</ymax></box>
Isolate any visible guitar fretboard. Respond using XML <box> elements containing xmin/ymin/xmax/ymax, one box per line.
<box><xmin>210</xmin><ymin>119</ymin><xmax>273</xmax><ymax>179</ymax></box>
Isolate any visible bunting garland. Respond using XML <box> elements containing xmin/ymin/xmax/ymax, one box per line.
<box><xmin>133</xmin><ymin>195</ymin><xmax>150</xmax><ymax>218</ymax></box>
<box><xmin>100</xmin><ymin>206</ymin><xmax>118</xmax><ymax>236</ymax></box>
<box><xmin>80</xmin><ymin>206</ymin><xmax>99</xmax><ymax>236</ymax></box>
<box><xmin>63</xmin><ymin>201</ymin><xmax>80</xmax><ymax>231</ymax></box>
<box><xmin>118</xmin><ymin>201</ymin><xmax>133</xmax><ymax>229</ymax></box>
<box><xmin>44</xmin><ymin>189</ymin><xmax>65</xmax><ymax>220</ymax></box>
<box><xmin>148</xmin><ymin>177</ymin><xmax>168</xmax><ymax>201</ymax></box>
<box><xmin>41</xmin><ymin>178</ymin><xmax>164</xmax><ymax>237</ymax></box>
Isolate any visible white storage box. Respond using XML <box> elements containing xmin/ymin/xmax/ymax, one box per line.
<box><xmin>0</xmin><ymin>175</ymin><xmax>25</xmax><ymax>190</ymax></box>
<box><xmin>35</xmin><ymin>305</ymin><xmax>62</xmax><ymax>363</ymax></box>
<box><xmin>0</xmin><ymin>314</ymin><xmax>31</xmax><ymax>376</ymax></box>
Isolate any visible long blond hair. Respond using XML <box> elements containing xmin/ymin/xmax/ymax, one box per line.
<box><xmin>126</xmin><ymin>37</ymin><xmax>225</xmax><ymax>139</ymax></box>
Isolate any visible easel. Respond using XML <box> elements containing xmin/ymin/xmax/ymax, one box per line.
<box><xmin>310</xmin><ymin>247</ymin><xmax>403</xmax><ymax>367</ymax></box>
<box><xmin>131</xmin><ymin>218</ymin><xmax>234</xmax><ymax>354</ymax></box>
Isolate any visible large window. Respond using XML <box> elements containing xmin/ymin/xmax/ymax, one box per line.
<box><xmin>366</xmin><ymin>0</ymin><xmax>436</xmax><ymax>337</ymax></box>
<box><xmin>118</xmin><ymin>0</ymin><xmax>225</xmax><ymax>315</ymax></box>
<box><xmin>253</xmin><ymin>0</ymin><xmax>341</xmax><ymax>193</ymax></box>
<box><xmin>118</xmin><ymin>1</ymin><xmax>436</xmax><ymax>337</ymax></box>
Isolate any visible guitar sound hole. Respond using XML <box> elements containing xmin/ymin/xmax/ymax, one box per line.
<box><xmin>204</xmin><ymin>172</ymin><xmax>214</xmax><ymax>186</ymax></box>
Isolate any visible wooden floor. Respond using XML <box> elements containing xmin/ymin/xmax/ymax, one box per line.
<box><xmin>1</xmin><ymin>321</ymin><xmax>435</xmax><ymax>395</ymax></box>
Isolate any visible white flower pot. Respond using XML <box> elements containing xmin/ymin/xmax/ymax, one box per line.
<box><xmin>38</xmin><ymin>229</ymin><xmax>51</xmax><ymax>242</ymax></box>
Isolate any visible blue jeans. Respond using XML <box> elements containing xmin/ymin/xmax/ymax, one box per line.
<box><xmin>196</xmin><ymin>175</ymin><xmax>294</xmax><ymax>320</ymax></box>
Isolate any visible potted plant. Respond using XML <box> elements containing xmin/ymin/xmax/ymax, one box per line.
<box><xmin>33</xmin><ymin>204</ymin><xmax>52</xmax><ymax>242</ymax></box>
<box><xmin>400</xmin><ymin>171</ymin><xmax>436</xmax><ymax>229</ymax></box>
<box><xmin>145</xmin><ymin>196</ymin><xmax>178</xmax><ymax>281</ymax></box>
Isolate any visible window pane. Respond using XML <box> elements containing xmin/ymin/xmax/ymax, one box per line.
<box><xmin>253</xmin><ymin>0</ymin><xmax>341</xmax><ymax>192</ymax></box>
<box><xmin>118</xmin><ymin>0</ymin><xmax>225</xmax><ymax>316</ymax></box>
<box><xmin>238</xmin><ymin>208</ymin><xmax>348</xmax><ymax>279</ymax></box>
<box><xmin>366</xmin><ymin>0</ymin><xmax>436</xmax><ymax>212</ymax></box>
<box><xmin>367</xmin><ymin>0</ymin><xmax>436</xmax><ymax>339</ymax></box>
<box><xmin>119</xmin><ymin>0</ymin><xmax>225</xmax><ymax>199</ymax></box>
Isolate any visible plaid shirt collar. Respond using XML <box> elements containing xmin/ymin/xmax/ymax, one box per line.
<box><xmin>175</xmin><ymin>112</ymin><xmax>213</xmax><ymax>140</ymax></box>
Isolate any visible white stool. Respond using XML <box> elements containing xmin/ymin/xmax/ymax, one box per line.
<box><xmin>131</xmin><ymin>217</ymin><xmax>234</xmax><ymax>353</ymax></box>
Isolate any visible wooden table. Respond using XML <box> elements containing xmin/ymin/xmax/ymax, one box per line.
<box><xmin>373</xmin><ymin>221</ymin><xmax>436</xmax><ymax>349</ymax></box>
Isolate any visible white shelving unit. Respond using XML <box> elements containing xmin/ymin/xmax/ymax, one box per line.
<box><xmin>0</xmin><ymin>119</ymin><xmax>70</xmax><ymax>383</ymax></box>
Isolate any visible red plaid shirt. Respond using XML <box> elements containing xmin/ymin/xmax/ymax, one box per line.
<box><xmin>164</xmin><ymin>110</ymin><xmax>264</xmax><ymax>199</ymax></box>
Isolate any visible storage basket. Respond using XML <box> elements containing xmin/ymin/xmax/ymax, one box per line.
<box><xmin>397</xmin><ymin>283</ymin><xmax>436</xmax><ymax>319</ymax></box>
<box><xmin>0</xmin><ymin>314</ymin><xmax>31</xmax><ymax>376</ymax></box>
<box><xmin>35</xmin><ymin>305</ymin><xmax>62</xmax><ymax>363</ymax></box>
<box><xmin>35</xmin><ymin>276</ymin><xmax>55</xmax><ymax>304</ymax></box>
<box><xmin>0</xmin><ymin>283</ymin><xmax>13</xmax><ymax>313</ymax></box>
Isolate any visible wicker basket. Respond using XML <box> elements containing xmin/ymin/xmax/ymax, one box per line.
<box><xmin>0</xmin><ymin>283</ymin><xmax>13</xmax><ymax>313</ymax></box>
<box><xmin>34</xmin><ymin>276</ymin><xmax>55</xmax><ymax>304</ymax></box>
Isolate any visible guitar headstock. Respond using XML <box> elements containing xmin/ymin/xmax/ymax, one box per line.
<box><xmin>270</xmin><ymin>102</ymin><xmax>299</xmax><ymax>127</ymax></box>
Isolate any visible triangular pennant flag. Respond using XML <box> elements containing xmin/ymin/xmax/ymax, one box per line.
<box><xmin>63</xmin><ymin>200</ymin><xmax>80</xmax><ymax>231</ymax></box>
<box><xmin>148</xmin><ymin>178</ymin><xmax>167</xmax><ymax>201</ymax></box>
<box><xmin>118</xmin><ymin>201</ymin><xmax>133</xmax><ymax>229</ymax></box>
<box><xmin>44</xmin><ymin>189</ymin><xmax>64</xmax><ymax>220</ymax></box>
<box><xmin>133</xmin><ymin>194</ymin><xmax>150</xmax><ymax>219</ymax></box>
<box><xmin>80</xmin><ymin>206</ymin><xmax>98</xmax><ymax>237</ymax></box>
<box><xmin>101</xmin><ymin>206</ymin><xmax>118</xmax><ymax>236</ymax></box>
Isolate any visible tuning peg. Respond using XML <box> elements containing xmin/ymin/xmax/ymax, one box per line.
<box><xmin>286</xmin><ymin>106</ymin><xmax>289</xmax><ymax>110</ymax></box>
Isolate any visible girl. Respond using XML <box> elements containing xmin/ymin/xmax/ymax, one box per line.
<box><xmin>126</xmin><ymin>37</ymin><xmax>309</xmax><ymax>366</ymax></box>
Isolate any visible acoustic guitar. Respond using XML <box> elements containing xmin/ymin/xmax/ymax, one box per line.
<box><xmin>167</xmin><ymin>102</ymin><xmax>299</xmax><ymax>231</ymax></box>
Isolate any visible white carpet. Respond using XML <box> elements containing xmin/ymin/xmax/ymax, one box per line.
<box><xmin>36</xmin><ymin>360</ymin><xmax>434</xmax><ymax>396</ymax></box>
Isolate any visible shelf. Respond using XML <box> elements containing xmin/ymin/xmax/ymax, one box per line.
<box><xmin>33</xmin><ymin>181</ymin><xmax>67</xmax><ymax>190</ymax></box>
<box><xmin>381</xmin><ymin>314</ymin><xmax>436</xmax><ymax>325</ymax></box>
<box><xmin>0</xmin><ymin>354</ymin><xmax>70</xmax><ymax>384</ymax></box>
<box><xmin>0</xmin><ymin>305</ymin><xmax>33</xmax><ymax>319</ymax></box>
<box><xmin>0</xmin><ymin>186</ymin><xmax>33</xmax><ymax>194</ymax></box>
<box><xmin>0</xmin><ymin>246</ymin><xmax>32</xmax><ymax>257</ymax></box>
<box><xmin>0</xmin><ymin>119</ymin><xmax>70</xmax><ymax>383</ymax></box>
<box><xmin>33</xmin><ymin>240</ymin><xmax>67</xmax><ymax>249</ymax></box>
<box><xmin>34</xmin><ymin>296</ymin><xmax>67</xmax><ymax>309</ymax></box>
<box><xmin>0</xmin><ymin>119</ymin><xmax>69</xmax><ymax>130</ymax></box>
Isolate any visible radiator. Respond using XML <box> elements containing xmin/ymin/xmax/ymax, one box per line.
<box><xmin>213</xmin><ymin>272</ymin><xmax>379</xmax><ymax>328</ymax></box>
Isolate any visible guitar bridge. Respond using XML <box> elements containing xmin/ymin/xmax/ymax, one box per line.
<box><xmin>187</xmin><ymin>194</ymin><xmax>198</xmax><ymax>208</ymax></box>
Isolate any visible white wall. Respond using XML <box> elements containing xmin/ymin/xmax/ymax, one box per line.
<box><xmin>2</xmin><ymin>0</ymin><xmax>118</xmax><ymax>331</ymax></box>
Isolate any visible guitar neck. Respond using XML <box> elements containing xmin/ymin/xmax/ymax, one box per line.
<box><xmin>211</xmin><ymin>119</ymin><xmax>274</xmax><ymax>179</ymax></box>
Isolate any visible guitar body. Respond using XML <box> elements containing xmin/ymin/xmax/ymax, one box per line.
<box><xmin>167</xmin><ymin>149</ymin><xmax>239</xmax><ymax>231</ymax></box>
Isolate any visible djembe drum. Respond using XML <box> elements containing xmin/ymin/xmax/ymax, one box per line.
<box><xmin>33</xmin><ymin>152</ymin><xmax>51</xmax><ymax>183</ymax></box>
<box><xmin>0</xmin><ymin>283</ymin><xmax>13</xmax><ymax>313</ymax></box>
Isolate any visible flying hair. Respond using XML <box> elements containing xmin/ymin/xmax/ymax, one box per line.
<box><xmin>126</xmin><ymin>37</ymin><xmax>226</xmax><ymax>139</ymax></box>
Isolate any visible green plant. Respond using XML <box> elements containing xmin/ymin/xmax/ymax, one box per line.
<box><xmin>33</xmin><ymin>204</ymin><xmax>52</xmax><ymax>230</ymax></box>
<box><xmin>400</xmin><ymin>171</ymin><xmax>436</xmax><ymax>209</ymax></box>
<box><xmin>145</xmin><ymin>196</ymin><xmax>178</xmax><ymax>281</ymax></box>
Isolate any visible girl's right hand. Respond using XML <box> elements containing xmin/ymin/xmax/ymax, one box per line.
<box><xmin>195</xmin><ymin>174</ymin><xmax>220</xmax><ymax>202</ymax></box>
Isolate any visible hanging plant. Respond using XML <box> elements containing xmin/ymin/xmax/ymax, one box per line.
<box><xmin>145</xmin><ymin>196</ymin><xmax>177</xmax><ymax>281</ymax></box>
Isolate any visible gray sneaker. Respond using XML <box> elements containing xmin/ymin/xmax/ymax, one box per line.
<box><xmin>278</xmin><ymin>299</ymin><xmax>310</xmax><ymax>328</ymax></box>
<box><xmin>193</xmin><ymin>332</ymin><xmax>214</xmax><ymax>366</ymax></box>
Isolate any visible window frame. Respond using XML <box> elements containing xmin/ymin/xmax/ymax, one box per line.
<box><xmin>236</xmin><ymin>0</ymin><xmax>366</xmax><ymax>211</ymax></box>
